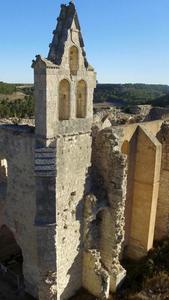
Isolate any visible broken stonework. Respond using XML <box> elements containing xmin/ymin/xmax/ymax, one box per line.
<box><xmin>155</xmin><ymin>121</ymin><xmax>169</xmax><ymax>240</ymax></box>
<box><xmin>0</xmin><ymin>2</ymin><xmax>169</xmax><ymax>300</ymax></box>
<box><xmin>82</xmin><ymin>128</ymin><xmax>128</xmax><ymax>298</ymax></box>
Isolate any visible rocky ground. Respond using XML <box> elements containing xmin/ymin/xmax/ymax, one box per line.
<box><xmin>93</xmin><ymin>103</ymin><xmax>169</xmax><ymax>128</ymax></box>
<box><xmin>0</xmin><ymin>118</ymin><xmax>35</xmax><ymax>126</ymax></box>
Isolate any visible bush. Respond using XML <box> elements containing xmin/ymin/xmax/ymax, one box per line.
<box><xmin>0</xmin><ymin>96</ymin><xmax>34</xmax><ymax>118</ymax></box>
<box><xmin>118</xmin><ymin>238</ymin><xmax>169</xmax><ymax>297</ymax></box>
<box><xmin>94</xmin><ymin>83</ymin><xmax>169</xmax><ymax>107</ymax></box>
<box><xmin>0</xmin><ymin>82</ymin><xmax>16</xmax><ymax>94</ymax></box>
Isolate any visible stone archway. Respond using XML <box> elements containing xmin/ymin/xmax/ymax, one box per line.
<box><xmin>0</xmin><ymin>224</ymin><xmax>24</xmax><ymax>297</ymax></box>
<box><xmin>0</xmin><ymin>225</ymin><xmax>22</xmax><ymax>265</ymax></box>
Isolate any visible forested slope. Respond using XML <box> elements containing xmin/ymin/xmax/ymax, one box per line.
<box><xmin>94</xmin><ymin>83</ymin><xmax>169</xmax><ymax>106</ymax></box>
<box><xmin>0</xmin><ymin>82</ymin><xmax>169</xmax><ymax>118</ymax></box>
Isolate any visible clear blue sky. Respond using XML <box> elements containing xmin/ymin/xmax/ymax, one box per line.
<box><xmin>0</xmin><ymin>0</ymin><xmax>169</xmax><ymax>84</ymax></box>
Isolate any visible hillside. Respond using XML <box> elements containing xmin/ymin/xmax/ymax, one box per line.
<box><xmin>94</xmin><ymin>83</ymin><xmax>169</xmax><ymax>106</ymax></box>
<box><xmin>0</xmin><ymin>82</ymin><xmax>169</xmax><ymax>119</ymax></box>
<box><xmin>0</xmin><ymin>82</ymin><xmax>34</xmax><ymax>118</ymax></box>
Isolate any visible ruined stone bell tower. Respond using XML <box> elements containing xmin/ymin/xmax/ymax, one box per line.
<box><xmin>32</xmin><ymin>2</ymin><xmax>96</xmax><ymax>299</ymax></box>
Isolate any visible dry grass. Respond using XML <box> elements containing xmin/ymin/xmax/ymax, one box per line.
<box><xmin>0</xmin><ymin>92</ymin><xmax>26</xmax><ymax>101</ymax></box>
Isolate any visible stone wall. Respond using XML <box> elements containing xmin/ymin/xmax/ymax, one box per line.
<box><xmin>93</xmin><ymin>128</ymin><xmax>127</xmax><ymax>293</ymax></box>
<box><xmin>155</xmin><ymin>121</ymin><xmax>169</xmax><ymax>240</ymax></box>
<box><xmin>108</xmin><ymin>120</ymin><xmax>169</xmax><ymax>259</ymax></box>
<box><xmin>125</xmin><ymin>126</ymin><xmax>162</xmax><ymax>258</ymax></box>
<box><xmin>56</xmin><ymin>132</ymin><xmax>92</xmax><ymax>300</ymax></box>
<box><xmin>0</xmin><ymin>125</ymin><xmax>39</xmax><ymax>298</ymax></box>
<box><xmin>83</xmin><ymin>127</ymin><xmax>127</xmax><ymax>298</ymax></box>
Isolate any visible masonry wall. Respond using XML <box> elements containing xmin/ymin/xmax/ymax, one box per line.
<box><xmin>56</xmin><ymin>132</ymin><xmax>92</xmax><ymax>300</ymax></box>
<box><xmin>126</xmin><ymin>127</ymin><xmax>161</xmax><ymax>258</ymax></box>
<box><xmin>94</xmin><ymin>128</ymin><xmax>127</xmax><ymax>292</ymax></box>
<box><xmin>114</xmin><ymin>120</ymin><xmax>169</xmax><ymax>246</ymax></box>
<box><xmin>155</xmin><ymin>122</ymin><xmax>169</xmax><ymax>240</ymax></box>
<box><xmin>118</xmin><ymin>120</ymin><xmax>163</xmax><ymax>144</ymax></box>
<box><xmin>82</xmin><ymin>128</ymin><xmax>127</xmax><ymax>298</ymax></box>
<box><xmin>0</xmin><ymin>125</ymin><xmax>39</xmax><ymax>298</ymax></box>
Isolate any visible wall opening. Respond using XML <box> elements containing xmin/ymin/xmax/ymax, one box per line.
<box><xmin>76</xmin><ymin>80</ymin><xmax>87</xmax><ymax>118</ymax></box>
<box><xmin>0</xmin><ymin>225</ymin><xmax>24</xmax><ymax>293</ymax></box>
<box><xmin>69</xmin><ymin>46</ymin><xmax>79</xmax><ymax>75</ymax></box>
<box><xmin>87</xmin><ymin>208</ymin><xmax>112</xmax><ymax>269</ymax></box>
<box><xmin>88</xmin><ymin>211</ymin><xmax>102</xmax><ymax>250</ymax></box>
<box><xmin>0</xmin><ymin>159</ymin><xmax>8</xmax><ymax>201</ymax></box>
<box><xmin>59</xmin><ymin>79</ymin><xmax>70</xmax><ymax>121</ymax></box>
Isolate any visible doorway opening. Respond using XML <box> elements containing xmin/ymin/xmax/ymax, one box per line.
<box><xmin>0</xmin><ymin>225</ymin><xmax>24</xmax><ymax>297</ymax></box>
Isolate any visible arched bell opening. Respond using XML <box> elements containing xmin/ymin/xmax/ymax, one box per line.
<box><xmin>76</xmin><ymin>80</ymin><xmax>87</xmax><ymax>118</ymax></box>
<box><xmin>59</xmin><ymin>79</ymin><xmax>71</xmax><ymax>121</ymax></box>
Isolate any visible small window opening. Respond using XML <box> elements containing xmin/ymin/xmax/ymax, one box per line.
<box><xmin>76</xmin><ymin>80</ymin><xmax>87</xmax><ymax>118</ymax></box>
<box><xmin>59</xmin><ymin>79</ymin><xmax>70</xmax><ymax>120</ymax></box>
<box><xmin>69</xmin><ymin>46</ymin><xmax>79</xmax><ymax>75</ymax></box>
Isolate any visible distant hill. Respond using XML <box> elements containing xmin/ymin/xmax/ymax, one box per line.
<box><xmin>0</xmin><ymin>82</ymin><xmax>169</xmax><ymax>118</ymax></box>
<box><xmin>0</xmin><ymin>82</ymin><xmax>34</xmax><ymax>118</ymax></box>
<box><xmin>151</xmin><ymin>93</ymin><xmax>169</xmax><ymax>107</ymax></box>
<box><xmin>94</xmin><ymin>83</ymin><xmax>169</xmax><ymax>106</ymax></box>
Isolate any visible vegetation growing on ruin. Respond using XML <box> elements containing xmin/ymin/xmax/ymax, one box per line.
<box><xmin>118</xmin><ymin>238</ymin><xmax>169</xmax><ymax>299</ymax></box>
<box><xmin>69</xmin><ymin>239</ymin><xmax>169</xmax><ymax>300</ymax></box>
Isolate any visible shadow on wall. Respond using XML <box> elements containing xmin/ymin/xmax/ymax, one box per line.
<box><xmin>0</xmin><ymin>225</ymin><xmax>24</xmax><ymax>295</ymax></box>
<box><xmin>60</xmin><ymin>167</ymin><xmax>92</xmax><ymax>300</ymax></box>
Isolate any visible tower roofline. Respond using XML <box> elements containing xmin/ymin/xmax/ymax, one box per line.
<box><xmin>47</xmin><ymin>1</ymin><xmax>88</xmax><ymax>67</ymax></box>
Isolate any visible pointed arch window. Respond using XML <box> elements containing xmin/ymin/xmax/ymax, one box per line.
<box><xmin>59</xmin><ymin>79</ymin><xmax>70</xmax><ymax>120</ymax></box>
<box><xmin>69</xmin><ymin>46</ymin><xmax>79</xmax><ymax>75</ymax></box>
<box><xmin>76</xmin><ymin>80</ymin><xmax>87</xmax><ymax>118</ymax></box>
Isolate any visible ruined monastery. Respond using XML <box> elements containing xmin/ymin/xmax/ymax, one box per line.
<box><xmin>0</xmin><ymin>2</ymin><xmax>169</xmax><ymax>300</ymax></box>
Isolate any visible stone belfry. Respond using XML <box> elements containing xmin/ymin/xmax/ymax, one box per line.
<box><xmin>32</xmin><ymin>2</ymin><xmax>96</xmax><ymax>300</ymax></box>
